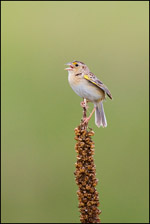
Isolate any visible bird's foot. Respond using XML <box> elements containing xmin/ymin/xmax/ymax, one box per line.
<box><xmin>80</xmin><ymin>101</ymin><xmax>89</xmax><ymax>109</ymax></box>
<box><xmin>83</xmin><ymin>117</ymin><xmax>90</xmax><ymax>124</ymax></box>
<box><xmin>83</xmin><ymin>107</ymin><xmax>96</xmax><ymax>125</ymax></box>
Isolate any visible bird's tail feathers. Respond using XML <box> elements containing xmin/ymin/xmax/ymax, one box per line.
<box><xmin>95</xmin><ymin>101</ymin><xmax>107</xmax><ymax>128</ymax></box>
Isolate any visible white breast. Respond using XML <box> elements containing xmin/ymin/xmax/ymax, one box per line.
<box><xmin>68</xmin><ymin>72</ymin><xmax>104</xmax><ymax>102</ymax></box>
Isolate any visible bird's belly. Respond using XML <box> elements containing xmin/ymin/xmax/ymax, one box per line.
<box><xmin>70</xmin><ymin>82</ymin><xmax>104</xmax><ymax>102</ymax></box>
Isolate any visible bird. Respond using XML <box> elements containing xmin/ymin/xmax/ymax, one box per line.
<box><xmin>65</xmin><ymin>61</ymin><xmax>112</xmax><ymax>127</ymax></box>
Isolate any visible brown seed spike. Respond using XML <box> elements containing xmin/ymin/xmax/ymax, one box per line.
<box><xmin>74</xmin><ymin>120</ymin><xmax>101</xmax><ymax>223</ymax></box>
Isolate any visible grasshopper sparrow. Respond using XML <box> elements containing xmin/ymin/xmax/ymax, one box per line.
<box><xmin>65</xmin><ymin>61</ymin><xmax>112</xmax><ymax>127</ymax></box>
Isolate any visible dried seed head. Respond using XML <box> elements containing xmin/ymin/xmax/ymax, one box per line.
<box><xmin>74</xmin><ymin>123</ymin><xmax>101</xmax><ymax>223</ymax></box>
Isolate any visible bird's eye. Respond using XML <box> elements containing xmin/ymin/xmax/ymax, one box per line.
<box><xmin>75</xmin><ymin>64</ymin><xmax>79</xmax><ymax>67</ymax></box>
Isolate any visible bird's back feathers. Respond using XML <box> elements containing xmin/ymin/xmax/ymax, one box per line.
<box><xmin>84</xmin><ymin>72</ymin><xmax>112</xmax><ymax>99</ymax></box>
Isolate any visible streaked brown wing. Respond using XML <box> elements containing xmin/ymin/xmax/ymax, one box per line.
<box><xmin>84</xmin><ymin>72</ymin><xmax>112</xmax><ymax>99</ymax></box>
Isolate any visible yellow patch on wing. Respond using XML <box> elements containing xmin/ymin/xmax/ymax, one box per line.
<box><xmin>84</xmin><ymin>75</ymin><xmax>97</xmax><ymax>86</ymax></box>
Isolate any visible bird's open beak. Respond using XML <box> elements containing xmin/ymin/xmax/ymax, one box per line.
<box><xmin>64</xmin><ymin>62</ymin><xmax>73</xmax><ymax>70</ymax></box>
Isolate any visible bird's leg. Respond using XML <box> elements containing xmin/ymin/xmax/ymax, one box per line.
<box><xmin>83</xmin><ymin>107</ymin><xmax>96</xmax><ymax>124</ymax></box>
<box><xmin>80</xmin><ymin>98</ymin><xmax>89</xmax><ymax>109</ymax></box>
<box><xmin>81</xmin><ymin>98</ymin><xmax>88</xmax><ymax>122</ymax></box>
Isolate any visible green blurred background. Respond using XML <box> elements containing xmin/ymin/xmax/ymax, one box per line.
<box><xmin>1</xmin><ymin>1</ymin><xmax>149</xmax><ymax>223</ymax></box>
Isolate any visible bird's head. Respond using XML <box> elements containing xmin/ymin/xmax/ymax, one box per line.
<box><xmin>65</xmin><ymin>61</ymin><xmax>89</xmax><ymax>74</ymax></box>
